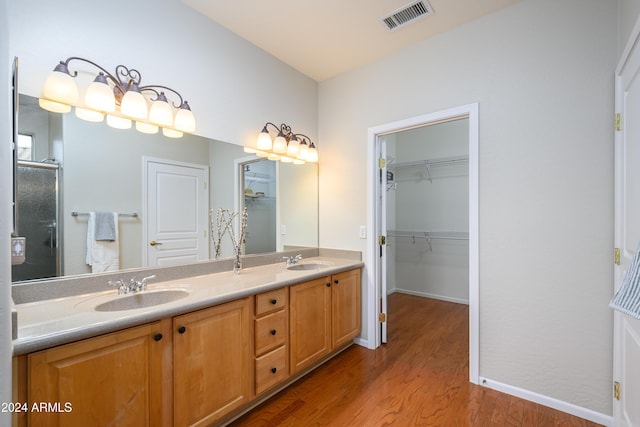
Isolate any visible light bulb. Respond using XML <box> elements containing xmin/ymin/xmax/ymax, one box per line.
<box><xmin>41</xmin><ymin>62</ymin><xmax>78</xmax><ymax>106</ymax></box>
<box><xmin>75</xmin><ymin>107</ymin><xmax>104</xmax><ymax>122</ymax></box>
<box><xmin>256</xmin><ymin>128</ymin><xmax>273</xmax><ymax>151</ymax></box>
<box><xmin>85</xmin><ymin>73</ymin><xmax>115</xmax><ymax>112</ymax></box>
<box><xmin>162</xmin><ymin>128</ymin><xmax>183</xmax><ymax>138</ymax></box>
<box><xmin>106</xmin><ymin>114</ymin><xmax>132</xmax><ymax>129</ymax></box>
<box><xmin>120</xmin><ymin>83</ymin><xmax>148</xmax><ymax>119</ymax></box>
<box><xmin>287</xmin><ymin>137</ymin><xmax>300</xmax><ymax>156</ymax></box>
<box><xmin>149</xmin><ymin>93</ymin><xmax>173</xmax><ymax>127</ymax></box>
<box><xmin>273</xmin><ymin>134</ymin><xmax>287</xmax><ymax>153</ymax></box>
<box><xmin>136</xmin><ymin>121</ymin><xmax>159</xmax><ymax>134</ymax></box>
<box><xmin>174</xmin><ymin>101</ymin><xmax>196</xmax><ymax>132</ymax></box>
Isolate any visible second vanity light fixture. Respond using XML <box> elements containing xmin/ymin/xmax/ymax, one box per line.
<box><xmin>244</xmin><ymin>122</ymin><xmax>318</xmax><ymax>164</ymax></box>
<box><xmin>38</xmin><ymin>56</ymin><xmax>196</xmax><ymax>138</ymax></box>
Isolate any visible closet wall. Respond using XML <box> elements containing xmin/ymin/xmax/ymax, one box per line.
<box><xmin>387</xmin><ymin>118</ymin><xmax>469</xmax><ymax>304</ymax></box>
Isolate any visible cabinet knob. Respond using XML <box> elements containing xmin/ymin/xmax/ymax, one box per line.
<box><xmin>271</xmin><ymin>298</ymin><xmax>277</xmax><ymax>305</ymax></box>
<box><xmin>271</xmin><ymin>367</ymin><xmax>277</xmax><ymax>374</ymax></box>
<box><xmin>334</xmin><ymin>279</ymin><xmax>339</xmax><ymax>285</ymax></box>
<box><xmin>326</xmin><ymin>282</ymin><xmax>331</xmax><ymax>287</ymax></box>
<box><xmin>153</xmin><ymin>333</ymin><xmax>163</xmax><ymax>341</ymax></box>
<box><xmin>178</xmin><ymin>326</ymin><xmax>186</xmax><ymax>334</ymax></box>
<box><xmin>270</xmin><ymin>329</ymin><xmax>277</xmax><ymax>335</ymax></box>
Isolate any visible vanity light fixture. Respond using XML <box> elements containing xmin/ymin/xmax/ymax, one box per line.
<box><xmin>38</xmin><ymin>56</ymin><xmax>196</xmax><ymax>138</ymax></box>
<box><xmin>245</xmin><ymin>122</ymin><xmax>318</xmax><ymax>164</ymax></box>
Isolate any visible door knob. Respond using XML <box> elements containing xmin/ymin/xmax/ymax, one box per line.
<box><xmin>149</xmin><ymin>240</ymin><xmax>163</xmax><ymax>246</ymax></box>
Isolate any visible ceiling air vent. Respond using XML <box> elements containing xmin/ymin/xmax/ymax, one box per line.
<box><xmin>381</xmin><ymin>1</ymin><xmax>433</xmax><ymax>31</ymax></box>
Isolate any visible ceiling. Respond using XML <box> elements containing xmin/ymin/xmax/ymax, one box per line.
<box><xmin>181</xmin><ymin>0</ymin><xmax>520</xmax><ymax>82</ymax></box>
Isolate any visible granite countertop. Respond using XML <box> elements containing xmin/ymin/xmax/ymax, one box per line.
<box><xmin>13</xmin><ymin>256</ymin><xmax>363</xmax><ymax>356</ymax></box>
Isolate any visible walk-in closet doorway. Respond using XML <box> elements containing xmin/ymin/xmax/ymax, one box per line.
<box><xmin>367</xmin><ymin>103</ymin><xmax>479</xmax><ymax>384</ymax></box>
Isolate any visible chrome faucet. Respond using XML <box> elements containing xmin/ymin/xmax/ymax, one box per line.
<box><xmin>109</xmin><ymin>275</ymin><xmax>156</xmax><ymax>295</ymax></box>
<box><xmin>283</xmin><ymin>254</ymin><xmax>303</xmax><ymax>266</ymax></box>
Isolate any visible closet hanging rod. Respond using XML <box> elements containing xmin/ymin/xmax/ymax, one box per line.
<box><xmin>388</xmin><ymin>155</ymin><xmax>468</xmax><ymax>170</ymax></box>
<box><xmin>71</xmin><ymin>211</ymin><xmax>139</xmax><ymax>218</ymax></box>
<box><xmin>387</xmin><ymin>230</ymin><xmax>469</xmax><ymax>241</ymax></box>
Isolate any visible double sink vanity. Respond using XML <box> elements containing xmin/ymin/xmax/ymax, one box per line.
<box><xmin>11</xmin><ymin>252</ymin><xmax>363</xmax><ymax>426</ymax></box>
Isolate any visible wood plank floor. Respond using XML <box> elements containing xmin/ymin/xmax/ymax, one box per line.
<box><xmin>231</xmin><ymin>293</ymin><xmax>603</xmax><ymax>426</ymax></box>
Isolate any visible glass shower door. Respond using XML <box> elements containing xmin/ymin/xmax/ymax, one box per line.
<box><xmin>12</xmin><ymin>161</ymin><xmax>60</xmax><ymax>281</ymax></box>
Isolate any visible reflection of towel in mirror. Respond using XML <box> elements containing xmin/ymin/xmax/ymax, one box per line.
<box><xmin>611</xmin><ymin>242</ymin><xmax>640</xmax><ymax>320</ymax></box>
<box><xmin>86</xmin><ymin>212</ymin><xmax>120</xmax><ymax>273</ymax></box>
<box><xmin>94</xmin><ymin>211</ymin><xmax>116</xmax><ymax>241</ymax></box>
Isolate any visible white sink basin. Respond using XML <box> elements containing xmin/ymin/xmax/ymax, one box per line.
<box><xmin>287</xmin><ymin>263</ymin><xmax>328</xmax><ymax>271</ymax></box>
<box><xmin>90</xmin><ymin>289</ymin><xmax>190</xmax><ymax>312</ymax></box>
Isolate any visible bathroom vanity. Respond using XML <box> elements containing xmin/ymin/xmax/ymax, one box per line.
<box><xmin>11</xmin><ymin>256</ymin><xmax>362</xmax><ymax>426</ymax></box>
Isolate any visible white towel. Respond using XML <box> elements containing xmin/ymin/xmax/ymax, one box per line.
<box><xmin>610</xmin><ymin>242</ymin><xmax>640</xmax><ymax>319</ymax></box>
<box><xmin>86</xmin><ymin>212</ymin><xmax>120</xmax><ymax>273</ymax></box>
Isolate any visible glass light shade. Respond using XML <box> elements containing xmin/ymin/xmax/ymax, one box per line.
<box><xmin>136</xmin><ymin>121</ymin><xmax>159</xmax><ymax>134</ymax></box>
<box><xmin>256</xmin><ymin>131</ymin><xmax>273</xmax><ymax>151</ymax></box>
<box><xmin>174</xmin><ymin>106</ymin><xmax>196</xmax><ymax>133</ymax></box>
<box><xmin>306</xmin><ymin>146</ymin><xmax>318</xmax><ymax>163</ymax></box>
<box><xmin>293</xmin><ymin>158</ymin><xmax>305</xmax><ymax>165</ymax></box>
<box><xmin>280</xmin><ymin>155</ymin><xmax>293</xmax><ymax>163</ymax></box>
<box><xmin>42</xmin><ymin>69</ymin><xmax>78</xmax><ymax>105</ymax></box>
<box><xmin>120</xmin><ymin>88</ymin><xmax>148</xmax><ymax>119</ymax></box>
<box><xmin>287</xmin><ymin>138</ymin><xmax>300</xmax><ymax>156</ymax></box>
<box><xmin>244</xmin><ymin>147</ymin><xmax>257</xmax><ymax>154</ymax></box>
<box><xmin>255</xmin><ymin>150</ymin><xmax>268</xmax><ymax>158</ymax></box>
<box><xmin>38</xmin><ymin>98</ymin><xmax>71</xmax><ymax>113</ymax></box>
<box><xmin>84</xmin><ymin>74</ymin><xmax>116</xmax><ymax>112</ymax></box>
<box><xmin>298</xmin><ymin>143</ymin><xmax>310</xmax><ymax>161</ymax></box>
<box><xmin>75</xmin><ymin>107</ymin><xmax>104</xmax><ymax>122</ymax></box>
<box><xmin>162</xmin><ymin>128</ymin><xmax>183</xmax><ymax>138</ymax></box>
<box><xmin>106</xmin><ymin>114</ymin><xmax>132</xmax><ymax>129</ymax></box>
<box><xmin>267</xmin><ymin>153</ymin><xmax>281</xmax><ymax>161</ymax></box>
<box><xmin>149</xmin><ymin>96</ymin><xmax>173</xmax><ymax>127</ymax></box>
<box><xmin>272</xmin><ymin>135</ymin><xmax>287</xmax><ymax>153</ymax></box>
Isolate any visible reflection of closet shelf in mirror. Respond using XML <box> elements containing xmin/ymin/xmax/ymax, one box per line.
<box><xmin>387</xmin><ymin>155</ymin><xmax>468</xmax><ymax>184</ymax></box>
<box><xmin>244</xmin><ymin>195</ymin><xmax>275</xmax><ymax>205</ymax></box>
<box><xmin>244</xmin><ymin>172</ymin><xmax>275</xmax><ymax>183</ymax></box>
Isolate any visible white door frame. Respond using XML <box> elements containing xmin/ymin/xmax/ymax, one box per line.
<box><xmin>366</xmin><ymin>102</ymin><xmax>480</xmax><ymax>384</ymax></box>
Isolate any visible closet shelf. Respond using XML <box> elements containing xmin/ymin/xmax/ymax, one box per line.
<box><xmin>387</xmin><ymin>230</ymin><xmax>469</xmax><ymax>241</ymax></box>
<box><xmin>387</xmin><ymin>154</ymin><xmax>468</xmax><ymax>184</ymax></box>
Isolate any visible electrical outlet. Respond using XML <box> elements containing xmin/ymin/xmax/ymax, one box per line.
<box><xmin>359</xmin><ymin>225</ymin><xmax>367</xmax><ymax>239</ymax></box>
<box><xmin>11</xmin><ymin>237</ymin><xmax>26</xmax><ymax>265</ymax></box>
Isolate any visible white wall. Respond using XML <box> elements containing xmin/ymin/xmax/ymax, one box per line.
<box><xmin>319</xmin><ymin>0</ymin><xmax>616</xmax><ymax>416</ymax></box>
<box><xmin>0</xmin><ymin>0</ymin><xmax>11</xmax><ymax>420</ymax></box>
<box><xmin>7</xmin><ymin>0</ymin><xmax>317</xmax><ymax>148</ymax></box>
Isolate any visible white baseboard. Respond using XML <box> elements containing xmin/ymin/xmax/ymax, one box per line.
<box><xmin>479</xmin><ymin>377</ymin><xmax>612</xmax><ymax>427</ymax></box>
<box><xmin>390</xmin><ymin>288</ymin><xmax>469</xmax><ymax>305</ymax></box>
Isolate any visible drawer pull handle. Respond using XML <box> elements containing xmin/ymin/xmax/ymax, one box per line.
<box><xmin>271</xmin><ymin>367</ymin><xmax>277</xmax><ymax>374</ymax></box>
<box><xmin>270</xmin><ymin>298</ymin><xmax>277</xmax><ymax>304</ymax></box>
<box><xmin>153</xmin><ymin>333</ymin><xmax>163</xmax><ymax>341</ymax></box>
<box><xmin>178</xmin><ymin>326</ymin><xmax>186</xmax><ymax>334</ymax></box>
<box><xmin>270</xmin><ymin>329</ymin><xmax>277</xmax><ymax>335</ymax></box>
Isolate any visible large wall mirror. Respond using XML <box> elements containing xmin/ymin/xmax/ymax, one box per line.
<box><xmin>12</xmin><ymin>94</ymin><xmax>318</xmax><ymax>283</ymax></box>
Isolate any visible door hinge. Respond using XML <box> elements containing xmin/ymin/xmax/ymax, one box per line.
<box><xmin>616</xmin><ymin>114</ymin><xmax>622</xmax><ymax>131</ymax></box>
<box><xmin>614</xmin><ymin>381</ymin><xmax>621</xmax><ymax>400</ymax></box>
<box><xmin>378</xmin><ymin>235</ymin><xmax>386</xmax><ymax>245</ymax></box>
<box><xmin>379</xmin><ymin>312</ymin><xmax>387</xmax><ymax>323</ymax></box>
<box><xmin>379</xmin><ymin>158</ymin><xmax>386</xmax><ymax>168</ymax></box>
<box><xmin>615</xmin><ymin>248</ymin><xmax>621</xmax><ymax>266</ymax></box>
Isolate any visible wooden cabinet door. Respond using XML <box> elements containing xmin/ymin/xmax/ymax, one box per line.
<box><xmin>331</xmin><ymin>269</ymin><xmax>362</xmax><ymax>349</ymax></box>
<box><xmin>173</xmin><ymin>297</ymin><xmax>252</xmax><ymax>427</ymax></box>
<box><xmin>289</xmin><ymin>276</ymin><xmax>331</xmax><ymax>374</ymax></box>
<box><xmin>28</xmin><ymin>322</ymin><xmax>164</xmax><ymax>427</ymax></box>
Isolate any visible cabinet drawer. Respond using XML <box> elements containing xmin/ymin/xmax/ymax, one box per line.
<box><xmin>255</xmin><ymin>345</ymin><xmax>288</xmax><ymax>395</ymax></box>
<box><xmin>255</xmin><ymin>287</ymin><xmax>287</xmax><ymax>316</ymax></box>
<box><xmin>255</xmin><ymin>310</ymin><xmax>287</xmax><ymax>356</ymax></box>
